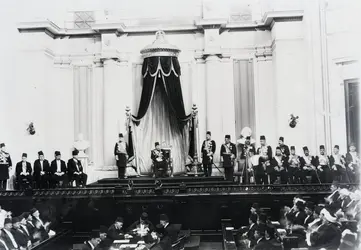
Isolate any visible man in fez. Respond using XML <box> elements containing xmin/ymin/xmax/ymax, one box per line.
<box><xmin>220</xmin><ymin>135</ymin><xmax>237</xmax><ymax>181</ymax></box>
<box><xmin>50</xmin><ymin>151</ymin><xmax>67</xmax><ymax>187</ymax></box>
<box><xmin>315</xmin><ymin>145</ymin><xmax>331</xmax><ymax>183</ymax></box>
<box><xmin>300</xmin><ymin>146</ymin><xmax>319</xmax><ymax>183</ymax></box>
<box><xmin>15</xmin><ymin>153</ymin><xmax>33</xmax><ymax>190</ymax></box>
<box><xmin>33</xmin><ymin>151</ymin><xmax>51</xmax><ymax>189</ymax></box>
<box><xmin>278</xmin><ymin>137</ymin><xmax>290</xmax><ymax>158</ymax></box>
<box><xmin>67</xmin><ymin>149</ymin><xmax>88</xmax><ymax>187</ymax></box>
<box><xmin>329</xmin><ymin>145</ymin><xmax>349</xmax><ymax>183</ymax></box>
<box><xmin>257</xmin><ymin>135</ymin><xmax>272</xmax><ymax>161</ymax></box>
<box><xmin>114</xmin><ymin>133</ymin><xmax>129</xmax><ymax>179</ymax></box>
<box><xmin>151</xmin><ymin>142</ymin><xmax>167</xmax><ymax>178</ymax></box>
<box><xmin>201</xmin><ymin>131</ymin><xmax>216</xmax><ymax>177</ymax></box>
<box><xmin>0</xmin><ymin>143</ymin><xmax>12</xmax><ymax>190</ymax></box>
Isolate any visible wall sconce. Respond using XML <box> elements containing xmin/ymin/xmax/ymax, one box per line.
<box><xmin>27</xmin><ymin>122</ymin><xmax>36</xmax><ymax>135</ymax></box>
<box><xmin>289</xmin><ymin>114</ymin><xmax>299</xmax><ymax>128</ymax></box>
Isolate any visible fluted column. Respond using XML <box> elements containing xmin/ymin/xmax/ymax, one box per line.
<box><xmin>205</xmin><ymin>55</ymin><xmax>222</xmax><ymax>163</ymax></box>
<box><xmin>91</xmin><ymin>60</ymin><xmax>104</xmax><ymax>167</ymax></box>
<box><xmin>103</xmin><ymin>59</ymin><xmax>121</xmax><ymax>167</ymax></box>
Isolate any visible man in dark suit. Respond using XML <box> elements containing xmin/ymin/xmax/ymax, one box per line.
<box><xmin>345</xmin><ymin>142</ymin><xmax>360</xmax><ymax>183</ymax></box>
<box><xmin>0</xmin><ymin>143</ymin><xmax>12</xmax><ymax>190</ymax></box>
<box><xmin>31</xmin><ymin>208</ymin><xmax>49</xmax><ymax>242</ymax></box>
<box><xmin>33</xmin><ymin>151</ymin><xmax>51</xmax><ymax>189</ymax></box>
<box><xmin>220</xmin><ymin>135</ymin><xmax>237</xmax><ymax>181</ymax></box>
<box><xmin>159</xmin><ymin>214</ymin><xmax>179</xmax><ymax>243</ymax></box>
<box><xmin>151</xmin><ymin>142</ymin><xmax>167</xmax><ymax>178</ymax></box>
<box><xmin>50</xmin><ymin>151</ymin><xmax>67</xmax><ymax>187</ymax></box>
<box><xmin>201</xmin><ymin>131</ymin><xmax>216</xmax><ymax>177</ymax></box>
<box><xmin>67</xmin><ymin>149</ymin><xmax>88</xmax><ymax>187</ymax></box>
<box><xmin>12</xmin><ymin>217</ymin><xmax>31</xmax><ymax>249</ymax></box>
<box><xmin>80</xmin><ymin>231</ymin><xmax>101</xmax><ymax>250</ymax></box>
<box><xmin>107</xmin><ymin>217</ymin><xmax>125</xmax><ymax>241</ymax></box>
<box><xmin>0</xmin><ymin>230</ymin><xmax>10</xmax><ymax>250</ymax></box>
<box><xmin>15</xmin><ymin>153</ymin><xmax>33</xmax><ymax>190</ymax></box>
<box><xmin>253</xmin><ymin>225</ymin><xmax>267</xmax><ymax>250</ymax></box>
<box><xmin>329</xmin><ymin>145</ymin><xmax>349</xmax><ymax>183</ymax></box>
<box><xmin>19</xmin><ymin>213</ymin><xmax>33</xmax><ymax>245</ymax></box>
<box><xmin>128</xmin><ymin>212</ymin><xmax>155</xmax><ymax>233</ymax></box>
<box><xmin>293</xmin><ymin>201</ymin><xmax>306</xmax><ymax>226</ymax></box>
<box><xmin>146</xmin><ymin>224</ymin><xmax>172</xmax><ymax>250</ymax></box>
<box><xmin>257</xmin><ymin>135</ymin><xmax>272</xmax><ymax>161</ymax></box>
<box><xmin>287</xmin><ymin>146</ymin><xmax>302</xmax><ymax>184</ymax></box>
<box><xmin>1</xmin><ymin>218</ymin><xmax>19</xmax><ymax>249</ymax></box>
<box><xmin>95</xmin><ymin>225</ymin><xmax>112</xmax><ymax>250</ymax></box>
<box><xmin>303</xmin><ymin>202</ymin><xmax>315</xmax><ymax>228</ymax></box>
<box><xmin>25</xmin><ymin>212</ymin><xmax>36</xmax><ymax>243</ymax></box>
<box><xmin>315</xmin><ymin>145</ymin><xmax>332</xmax><ymax>183</ymax></box>
<box><xmin>114</xmin><ymin>133</ymin><xmax>129</xmax><ymax>179</ymax></box>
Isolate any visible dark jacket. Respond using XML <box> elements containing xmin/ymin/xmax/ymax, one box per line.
<box><xmin>257</xmin><ymin>145</ymin><xmax>273</xmax><ymax>161</ymax></box>
<box><xmin>33</xmin><ymin>159</ymin><xmax>51</xmax><ymax>177</ymax></box>
<box><xmin>0</xmin><ymin>151</ymin><xmax>12</xmax><ymax>180</ymax></box>
<box><xmin>67</xmin><ymin>158</ymin><xmax>84</xmax><ymax>178</ymax></box>
<box><xmin>239</xmin><ymin>143</ymin><xmax>256</xmax><ymax>160</ymax></box>
<box><xmin>1</xmin><ymin>228</ymin><xmax>18</xmax><ymax>249</ymax></box>
<box><xmin>80</xmin><ymin>241</ymin><xmax>94</xmax><ymax>250</ymax></box>
<box><xmin>201</xmin><ymin>140</ymin><xmax>216</xmax><ymax>163</ymax></box>
<box><xmin>107</xmin><ymin>224</ymin><xmax>124</xmax><ymax>241</ymax></box>
<box><xmin>220</xmin><ymin>143</ymin><xmax>237</xmax><ymax>167</ymax></box>
<box><xmin>300</xmin><ymin>155</ymin><xmax>318</xmax><ymax>169</ymax></box>
<box><xmin>293</xmin><ymin>211</ymin><xmax>307</xmax><ymax>226</ymax></box>
<box><xmin>0</xmin><ymin>240</ymin><xmax>9</xmax><ymax>250</ymax></box>
<box><xmin>127</xmin><ymin>220</ymin><xmax>155</xmax><ymax>232</ymax></box>
<box><xmin>310</xmin><ymin>222</ymin><xmax>341</xmax><ymax>250</ymax></box>
<box><xmin>164</xmin><ymin>223</ymin><xmax>179</xmax><ymax>243</ymax></box>
<box><xmin>12</xmin><ymin>227</ymin><xmax>30</xmax><ymax>248</ymax></box>
<box><xmin>15</xmin><ymin>161</ymin><xmax>32</xmax><ymax>177</ymax></box>
<box><xmin>270</xmin><ymin>156</ymin><xmax>287</xmax><ymax>173</ymax></box>
<box><xmin>303</xmin><ymin>214</ymin><xmax>314</xmax><ymax>227</ymax></box>
<box><xmin>50</xmin><ymin>159</ymin><xmax>67</xmax><ymax>174</ymax></box>
<box><xmin>279</xmin><ymin>144</ymin><xmax>290</xmax><ymax>157</ymax></box>
<box><xmin>253</xmin><ymin>237</ymin><xmax>268</xmax><ymax>250</ymax></box>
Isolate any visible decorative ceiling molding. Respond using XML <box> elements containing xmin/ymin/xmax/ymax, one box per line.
<box><xmin>17</xmin><ymin>11</ymin><xmax>304</xmax><ymax>39</ymax></box>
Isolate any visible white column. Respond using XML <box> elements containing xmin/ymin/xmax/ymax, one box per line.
<box><xmin>118</xmin><ymin>58</ymin><xmax>133</xmax><ymax>135</ymax></box>
<box><xmin>205</xmin><ymin>55</ymin><xmax>223</xmax><ymax>162</ymax></box>
<box><xmin>221</xmin><ymin>55</ymin><xmax>236</xmax><ymax>140</ymax></box>
<box><xmin>103</xmin><ymin>59</ymin><xmax>121</xmax><ymax>167</ymax></box>
<box><xmin>193</xmin><ymin>55</ymin><xmax>206</xmax><ymax>147</ymax></box>
<box><xmin>91</xmin><ymin>61</ymin><xmax>104</xmax><ymax>167</ymax></box>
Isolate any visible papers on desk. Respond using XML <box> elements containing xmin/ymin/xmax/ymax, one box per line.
<box><xmin>271</xmin><ymin>221</ymin><xmax>280</xmax><ymax>226</ymax></box>
<box><xmin>119</xmin><ymin>244</ymin><xmax>138</xmax><ymax>249</ymax></box>
<box><xmin>226</xmin><ymin>227</ymin><xmax>234</xmax><ymax>230</ymax></box>
<box><xmin>114</xmin><ymin>239</ymin><xmax>130</xmax><ymax>244</ymax></box>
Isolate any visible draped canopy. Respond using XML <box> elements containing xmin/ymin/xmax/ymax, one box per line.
<box><xmin>128</xmin><ymin>32</ymin><xmax>194</xmax><ymax>175</ymax></box>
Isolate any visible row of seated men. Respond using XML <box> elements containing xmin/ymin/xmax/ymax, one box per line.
<box><xmin>0</xmin><ymin>207</ymin><xmax>55</xmax><ymax>250</ymax></box>
<box><xmin>78</xmin><ymin>212</ymin><xmax>180</xmax><ymax>250</ymax></box>
<box><xmin>236</xmin><ymin>181</ymin><xmax>360</xmax><ymax>250</ymax></box>
<box><xmin>13</xmin><ymin>150</ymin><xmax>87</xmax><ymax>190</ymax></box>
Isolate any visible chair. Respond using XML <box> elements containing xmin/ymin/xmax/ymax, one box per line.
<box><xmin>152</xmin><ymin>147</ymin><xmax>173</xmax><ymax>177</ymax></box>
<box><xmin>172</xmin><ymin>229</ymin><xmax>190</xmax><ymax>250</ymax></box>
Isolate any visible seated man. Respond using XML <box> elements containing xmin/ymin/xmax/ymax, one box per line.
<box><xmin>128</xmin><ymin>212</ymin><xmax>155</xmax><ymax>234</ymax></box>
<box><xmin>300</xmin><ymin>146</ymin><xmax>319</xmax><ymax>183</ymax></box>
<box><xmin>270</xmin><ymin>147</ymin><xmax>288</xmax><ymax>184</ymax></box>
<box><xmin>15</xmin><ymin>153</ymin><xmax>33</xmax><ymax>190</ymax></box>
<box><xmin>287</xmin><ymin>146</ymin><xmax>302</xmax><ymax>184</ymax></box>
<box><xmin>144</xmin><ymin>224</ymin><xmax>171</xmax><ymax>250</ymax></box>
<box><xmin>80</xmin><ymin>231</ymin><xmax>101</xmax><ymax>250</ymax></box>
<box><xmin>345</xmin><ymin>143</ymin><xmax>360</xmax><ymax>183</ymax></box>
<box><xmin>67</xmin><ymin>149</ymin><xmax>87</xmax><ymax>187</ymax></box>
<box><xmin>159</xmin><ymin>214</ymin><xmax>179</xmax><ymax>243</ymax></box>
<box><xmin>33</xmin><ymin>151</ymin><xmax>51</xmax><ymax>189</ymax></box>
<box><xmin>12</xmin><ymin>216</ymin><xmax>31</xmax><ymax>249</ymax></box>
<box><xmin>329</xmin><ymin>145</ymin><xmax>349</xmax><ymax>183</ymax></box>
<box><xmin>151</xmin><ymin>142</ymin><xmax>168</xmax><ymax>178</ymax></box>
<box><xmin>50</xmin><ymin>151</ymin><xmax>67</xmax><ymax>188</ymax></box>
<box><xmin>107</xmin><ymin>217</ymin><xmax>125</xmax><ymax>241</ymax></box>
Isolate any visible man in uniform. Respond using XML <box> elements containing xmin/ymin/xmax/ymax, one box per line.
<box><xmin>50</xmin><ymin>151</ymin><xmax>67</xmax><ymax>187</ymax></box>
<box><xmin>220</xmin><ymin>135</ymin><xmax>237</xmax><ymax>181</ymax></box>
<box><xmin>329</xmin><ymin>145</ymin><xmax>349</xmax><ymax>183</ymax></box>
<box><xmin>0</xmin><ymin>143</ymin><xmax>12</xmax><ymax>190</ymax></box>
<box><xmin>15</xmin><ymin>153</ymin><xmax>33</xmax><ymax>190</ymax></box>
<box><xmin>33</xmin><ymin>151</ymin><xmax>51</xmax><ymax>189</ymax></box>
<box><xmin>278</xmin><ymin>137</ymin><xmax>290</xmax><ymax>159</ymax></box>
<box><xmin>67</xmin><ymin>149</ymin><xmax>88</xmax><ymax>187</ymax></box>
<box><xmin>315</xmin><ymin>145</ymin><xmax>331</xmax><ymax>183</ymax></box>
<box><xmin>151</xmin><ymin>142</ymin><xmax>167</xmax><ymax>178</ymax></box>
<box><xmin>270</xmin><ymin>147</ymin><xmax>288</xmax><ymax>184</ymax></box>
<box><xmin>288</xmin><ymin>146</ymin><xmax>302</xmax><ymax>184</ymax></box>
<box><xmin>345</xmin><ymin>143</ymin><xmax>360</xmax><ymax>183</ymax></box>
<box><xmin>114</xmin><ymin>133</ymin><xmax>129</xmax><ymax>179</ymax></box>
<box><xmin>201</xmin><ymin>131</ymin><xmax>216</xmax><ymax>177</ymax></box>
<box><xmin>300</xmin><ymin>146</ymin><xmax>319</xmax><ymax>183</ymax></box>
<box><xmin>257</xmin><ymin>135</ymin><xmax>272</xmax><ymax>161</ymax></box>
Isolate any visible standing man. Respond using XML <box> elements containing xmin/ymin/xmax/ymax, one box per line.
<box><xmin>278</xmin><ymin>137</ymin><xmax>290</xmax><ymax>158</ymax></box>
<box><xmin>345</xmin><ymin>143</ymin><xmax>360</xmax><ymax>183</ymax></box>
<box><xmin>329</xmin><ymin>145</ymin><xmax>348</xmax><ymax>183</ymax></box>
<box><xmin>0</xmin><ymin>143</ymin><xmax>12</xmax><ymax>190</ymax></box>
<box><xmin>315</xmin><ymin>145</ymin><xmax>331</xmax><ymax>183</ymax></box>
<box><xmin>257</xmin><ymin>135</ymin><xmax>272</xmax><ymax>161</ymax></box>
<box><xmin>114</xmin><ymin>133</ymin><xmax>129</xmax><ymax>179</ymax></box>
<box><xmin>201</xmin><ymin>131</ymin><xmax>216</xmax><ymax>177</ymax></box>
<box><xmin>15</xmin><ymin>153</ymin><xmax>33</xmax><ymax>190</ymax></box>
<box><xmin>220</xmin><ymin>135</ymin><xmax>237</xmax><ymax>181</ymax></box>
<box><xmin>50</xmin><ymin>151</ymin><xmax>67</xmax><ymax>187</ymax></box>
<box><xmin>33</xmin><ymin>151</ymin><xmax>51</xmax><ymax>189</ymax></box>
<box><xmin>67</xmin><ymin>149</ymin><xmax>88</xmax><ymax>187</ymax></box>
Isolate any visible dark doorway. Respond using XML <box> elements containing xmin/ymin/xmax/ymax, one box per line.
<box><xmin>344</xmin><ymin>79</ymin><xmax>360</xmax><ymax>151</ymax></box>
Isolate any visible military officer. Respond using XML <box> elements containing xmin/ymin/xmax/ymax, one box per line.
<box><xmin>201</xmin><ymin>131</ymin><xmax>216</xmax><ymax>177</ymax></box>
<box><xmin>0</xmin><ymin>143</ymin><xmax>12</xmax><ymax>190</ymax></box>
<box><xmin>220</xmin><ymin>135</ymin><xmax>237</xmax><ymax>181</ymax></box>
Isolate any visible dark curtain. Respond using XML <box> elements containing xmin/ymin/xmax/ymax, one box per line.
<box><xmin>132</xmin><ymin>56</ymin><xmax>190</xmax><ymax>123</ymax></box>
<box><xmin>188</xmin><ymin>117</ymin><xmax>195</xmax><ymax>158</ymax></box>
<box><xmin>128</xmin><ymin>125</ymin><xmax>134</xmax><ymax>158</ymax></box>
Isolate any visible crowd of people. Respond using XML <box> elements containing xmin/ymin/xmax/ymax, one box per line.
<box><xmin>237</xmin><ymin>180</ymin><xmax>360</xmax><ymax>250</ymax></box>
<box><xmin>79</xmin><ymin>212</ymin><xmax>180</xmax><ymax>250</ymax></box>
<box><xmin>201</xmin><ymin>132</ymin><xmax>360</xmax><ymax>184</ymax></box>
<box><xmin>0</xmin><ymin>206</ymin><xmax>55</xmax><ymax>249</ymax></box>
<box><xmin>0</xmin><ymin>143</ymin><xmax>87</xmax><ymax>190</ymax></box>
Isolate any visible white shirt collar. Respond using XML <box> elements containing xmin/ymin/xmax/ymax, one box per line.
<box><xmin>164</xmin><ymin>222</ymin><xmax>169</xmax><ymax>228</ymax></box>
<box><xmin>87</xmin><ymin>241</ymin><xmax>95</xmax><ymax>249</ymax></box>
<box><xmin>3</xmin><ymin>229</ymin><xmax>18</xmax><ymax>248</ymax></box>
<box><xmin>257</xmin><ymin>237</ymin><xmax>264</xmax><ymax>244</ymax></box>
